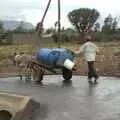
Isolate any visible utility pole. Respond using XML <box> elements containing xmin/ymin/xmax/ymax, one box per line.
<box><xmin>58</xmin><ymin>0</ymin><xmax>61</xmax><ymax>48</ymax></box>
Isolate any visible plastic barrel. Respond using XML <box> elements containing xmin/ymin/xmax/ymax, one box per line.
<box><xmin>36</xmin><ymin>48</ymin><xmax>75</xmax><ymax>67</ymax></box>
<box><xmin>36</xmin><ymin>48</ymin><xmax>60</xmax><ymax>66</ymax></box>
<box><xmin>36</xmin><ymin>48</ymin><xmax>52</xmax><ymax>64</ymax></box>
<box><xmin>55</xmin><ymin>48</ymin><xmax>75</xmax><ymax>67</ymax></box>
<box><xmin>48</xmin><ymin>50</ymin><xmax>60</xmax><ymax>66</ymax></box>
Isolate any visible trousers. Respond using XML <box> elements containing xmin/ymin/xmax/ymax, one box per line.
<box><xmin>87</xmin><ymin>61</ymin><xmax>98</xmax><ymax>80</ymax></box>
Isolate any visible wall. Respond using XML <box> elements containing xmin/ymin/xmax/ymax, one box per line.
<box><xmin>12</xmin><ymin>33</ymin><xmax>54</xmax><ymax>45</ymax></box>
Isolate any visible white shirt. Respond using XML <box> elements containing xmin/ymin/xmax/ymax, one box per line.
<box><xmin>78</xmin><ymin>41</ymin><xmax>99</xmax><ymax>62</ymax></box>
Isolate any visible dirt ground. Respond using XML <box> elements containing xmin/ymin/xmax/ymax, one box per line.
<box><xmin>0</xmin><ymin>43</ymin><xmax>120</xmax><ymax>78</ymax></box>
<box><xmin>0</xmin><ymin>54</ymin><xmax>119</xmax><ymax>78</ymax></box>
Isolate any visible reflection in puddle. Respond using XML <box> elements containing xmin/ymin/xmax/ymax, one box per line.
<box><xmin>62</xmin><ymin>80</ymin><xmax>73</xmax><ymax>87</ymax></box>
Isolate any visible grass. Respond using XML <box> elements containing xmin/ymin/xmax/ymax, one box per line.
<box><xmin>0</xmin><ymin>43</ymin><xmax>78</xmax><ymax>60</ymax></box>
<box><xmin>0</xmin><ymin>41</ymin><xmax>120</xmax><ymax>61</ymax></box>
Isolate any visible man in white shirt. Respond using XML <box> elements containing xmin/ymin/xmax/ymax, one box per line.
<box><xmin>76</xmin><ymin>35</ymin><xmax>99</xmax><ymax>84</ymax></box>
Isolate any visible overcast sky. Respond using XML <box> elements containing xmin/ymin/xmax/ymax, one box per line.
<box><xmin>0</xmin><ymin>0</ymin><xmax>120</xmax><ymax>28</ymax></box>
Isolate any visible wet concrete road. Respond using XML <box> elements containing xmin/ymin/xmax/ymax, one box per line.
<box><xmin>0</xmin><ymin>75</ymin><xmax>120</xmax><ymax>120</ymax></box>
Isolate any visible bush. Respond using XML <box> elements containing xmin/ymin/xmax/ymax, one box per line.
<box><xmin>52</xmin><ymin>33</ymin><xmax>70</xmax><ymax>43</ymax></box>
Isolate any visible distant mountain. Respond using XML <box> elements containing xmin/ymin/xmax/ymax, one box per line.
<box><xmin>2</xmin><ymin>20</ymin><xmax>35</xmax><ymax>30</ymax></box>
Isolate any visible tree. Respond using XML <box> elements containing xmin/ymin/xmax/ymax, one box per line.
<box><xmin>112</xmin><ymin>17</ymin><xmax>119</xmax><ymax>32</ymax></box>
<box><xmin>54</xmin><ymin>21</ymin><xmax>58</xmax><ymax>32</ymax></box>
<box><xmin>94</xmin><ymin>22</ymin><xmax>100</xmax><ymax>32</ymax></box>
<box><xmin>36</xmin><ymin>22</ymin><xmax>44</xmax><ymax>35</ymax></box>
<box><xmin>45</xmin><ymin>27</ymin><xmax>54</xmax><ymax>34</ymax></box>
<box><xmin>14</xmin><ymin>26</ymin><xmax>23</xmax><ymax>33</ymax></box>
<box><xmin>102</xmin><ymin>15</ymin><xmax>119</xmax><ymax>33</ymax></box>
<box><xmin>0</xmin><ymin>21</ymin><xmax>5</xmax><ymax>44</ymax></box>
<box><xmin>0</xmin><ymin>21</ymin><xmax>4</xmax><ymax>35</ymax></box>
<box><xmin>13</xmin><ymin>21</ymin><xmax>25</xmax><ymax>33</ymax></box>
<box><xmin>68</xmin><ymin>8</ymin><xmax>100</xmax><ymax>36</ymax></box>
<box><xmin>102</xmin><ymin>14</ymin><xmax>113</xmax><ymax>33</ymax></box>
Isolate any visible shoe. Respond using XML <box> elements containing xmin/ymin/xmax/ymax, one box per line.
<box><xmin>94</xmin><ymin>77</ymin><xmax>99</xmax><ymax>84</ymax></box>
<box><xmin>94</xmin><ymin>80</ymin><xmax>98</xmax><ymax>84</ymax></box>
<box><xmin>88</xmin><ymin>79</ymin><xmax>92</xmax><ymax>84</ymax></box>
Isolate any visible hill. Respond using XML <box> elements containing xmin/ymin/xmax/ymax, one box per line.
<box><xmin>2</xmin><ymin>20</ymin><xmax>35</xmax><ymax>30</ymax></box>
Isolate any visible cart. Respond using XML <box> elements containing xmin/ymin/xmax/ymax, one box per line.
<box><xmin>28</xmin><ymin>48</ymin><xmax>76</xmax><ymax>83</ymax></box>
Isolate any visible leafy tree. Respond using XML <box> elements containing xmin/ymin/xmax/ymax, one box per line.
<box><xmin>102</xmin><ymin>14</ymin><xmax>113</xmax><ymax>33</ymax></box>
<box><xmin>0</xmin><ymin>21</ymin><xmax>4</xmax><ymax>36</ymax></box>
<box><xmin>102</xmin><ymin>15</ymin><xmax>119</xmax><ymax>33</ymax></box>
<box><xmin>0</xmin><ymin>21</ymin><xmax>5</xmax><ymax>44</ymax></box>
<box><xmin>13</xmin><ymin>21</ymin><xmax>25</xmax><ymax>33</ymax></box>
<box><xmin>45</xmin><ymin>27</ymin><xmax>54</xmax><ymax>34</ymax></box>
<box><xmin>112</xmin><ymin>17</ymin><xmax>119</xmax><ymax>32</ymax></box>
<box><xmin>14</xmin><ymin>26</ymin><xmax>24</xmax><ymax>33</ymax></box>
<box><xmin>68</xmin><ymin>8</ymin><xmax>100</xmax><ymax>36</ymax></box>
<box><xmin>53</xmin><ymin>21</ymin><xmax>58</xmax><ymax>32</ymax></box>
<box><xmin>36</xmin><ymin>22</ymin><xmax>44</xmax><ymax>35</ymax></box>
<box><xmin>94</xmin><ymin>22</ymin><xmax>100</xmax><ymax>32</ymax></box>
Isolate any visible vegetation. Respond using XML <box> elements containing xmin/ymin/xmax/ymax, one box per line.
<box><xmin>0</xmin><ymin>21</ymin><xmax>5</xmax><ymax>44</ymax></box>
<box><xmin>0</xmin><ymin>7</ymin><xmax>120</xmax><ymax>45</ymax></box>
<box><xmin>0</xmin><ymin>41</ymin><xmax>119</xmax><ymax>61</ymax></box>
<box><xmin>68</xmin><ymin>8</ymin><xmax>100</xmax><ymax>35</ymax></box>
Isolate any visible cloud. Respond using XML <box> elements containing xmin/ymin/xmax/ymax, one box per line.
<box><xmin>0</xmin><ymin>0</ymin><xmax>120</xmax><ymax>28</ymax></box>
<box><xmin>0</xmin><ymin>0</ymin><xmax>46</xmax><ymax>21</ymax></box>
<box><xmin>20</xmin><ymin>8</ymin><xmax>71</xmax><ymax>28</ymax></box>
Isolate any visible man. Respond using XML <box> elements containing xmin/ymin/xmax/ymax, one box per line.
<box><xmin>75</xmin><ymin>35</ymin><xmax>100</xmax><ymax>84</ymax></box>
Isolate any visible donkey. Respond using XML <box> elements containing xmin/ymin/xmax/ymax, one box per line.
<box><xmin>13</xmin><ymin>52</ymin><xmax>44</xmax><ymax>83</ymax></box>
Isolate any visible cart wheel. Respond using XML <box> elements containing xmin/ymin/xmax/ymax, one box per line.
<box><xmin>35</xmin><ymin>74</ymin><xmax>44</xmax><ymax>84</ymax></box>
<box><xmin>38</xmin><ymin>72</ymin><xmax>44</xmax><ymax>81</ymax></box>
<box><xmin>62</xmin><ymin>67</ymin><xmax>72</xmax><ymax>80</ymax></box>
<box><xmin>36</xmin><ymin>68</ymin><xmax>45</xmax><ymax>83</ymax></box>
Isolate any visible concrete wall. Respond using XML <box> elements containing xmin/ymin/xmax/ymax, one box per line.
<box><xmin>0</xmin><ymin>92</ymin><xmax>40</xmax><ymax>120</ymax></box>
<box><xmin>12</xmin><ymin>33</ymin><xmax>54</xmax><ymax>45</ymax></box>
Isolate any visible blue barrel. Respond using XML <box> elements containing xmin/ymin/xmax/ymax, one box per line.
<box><xmin>36</xmin><ymin>48</ymin><xmax>52</xmax><ymax>63</ymax></box>
<box><xmin>51</xmin><ymin>48</ymin><xmax>74</xmax><ymax>61</ymax></box>
<box><xmin>36</xmin><ymin>48</ymin><xmax>75</xmax><ymax>67</ymax></box>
